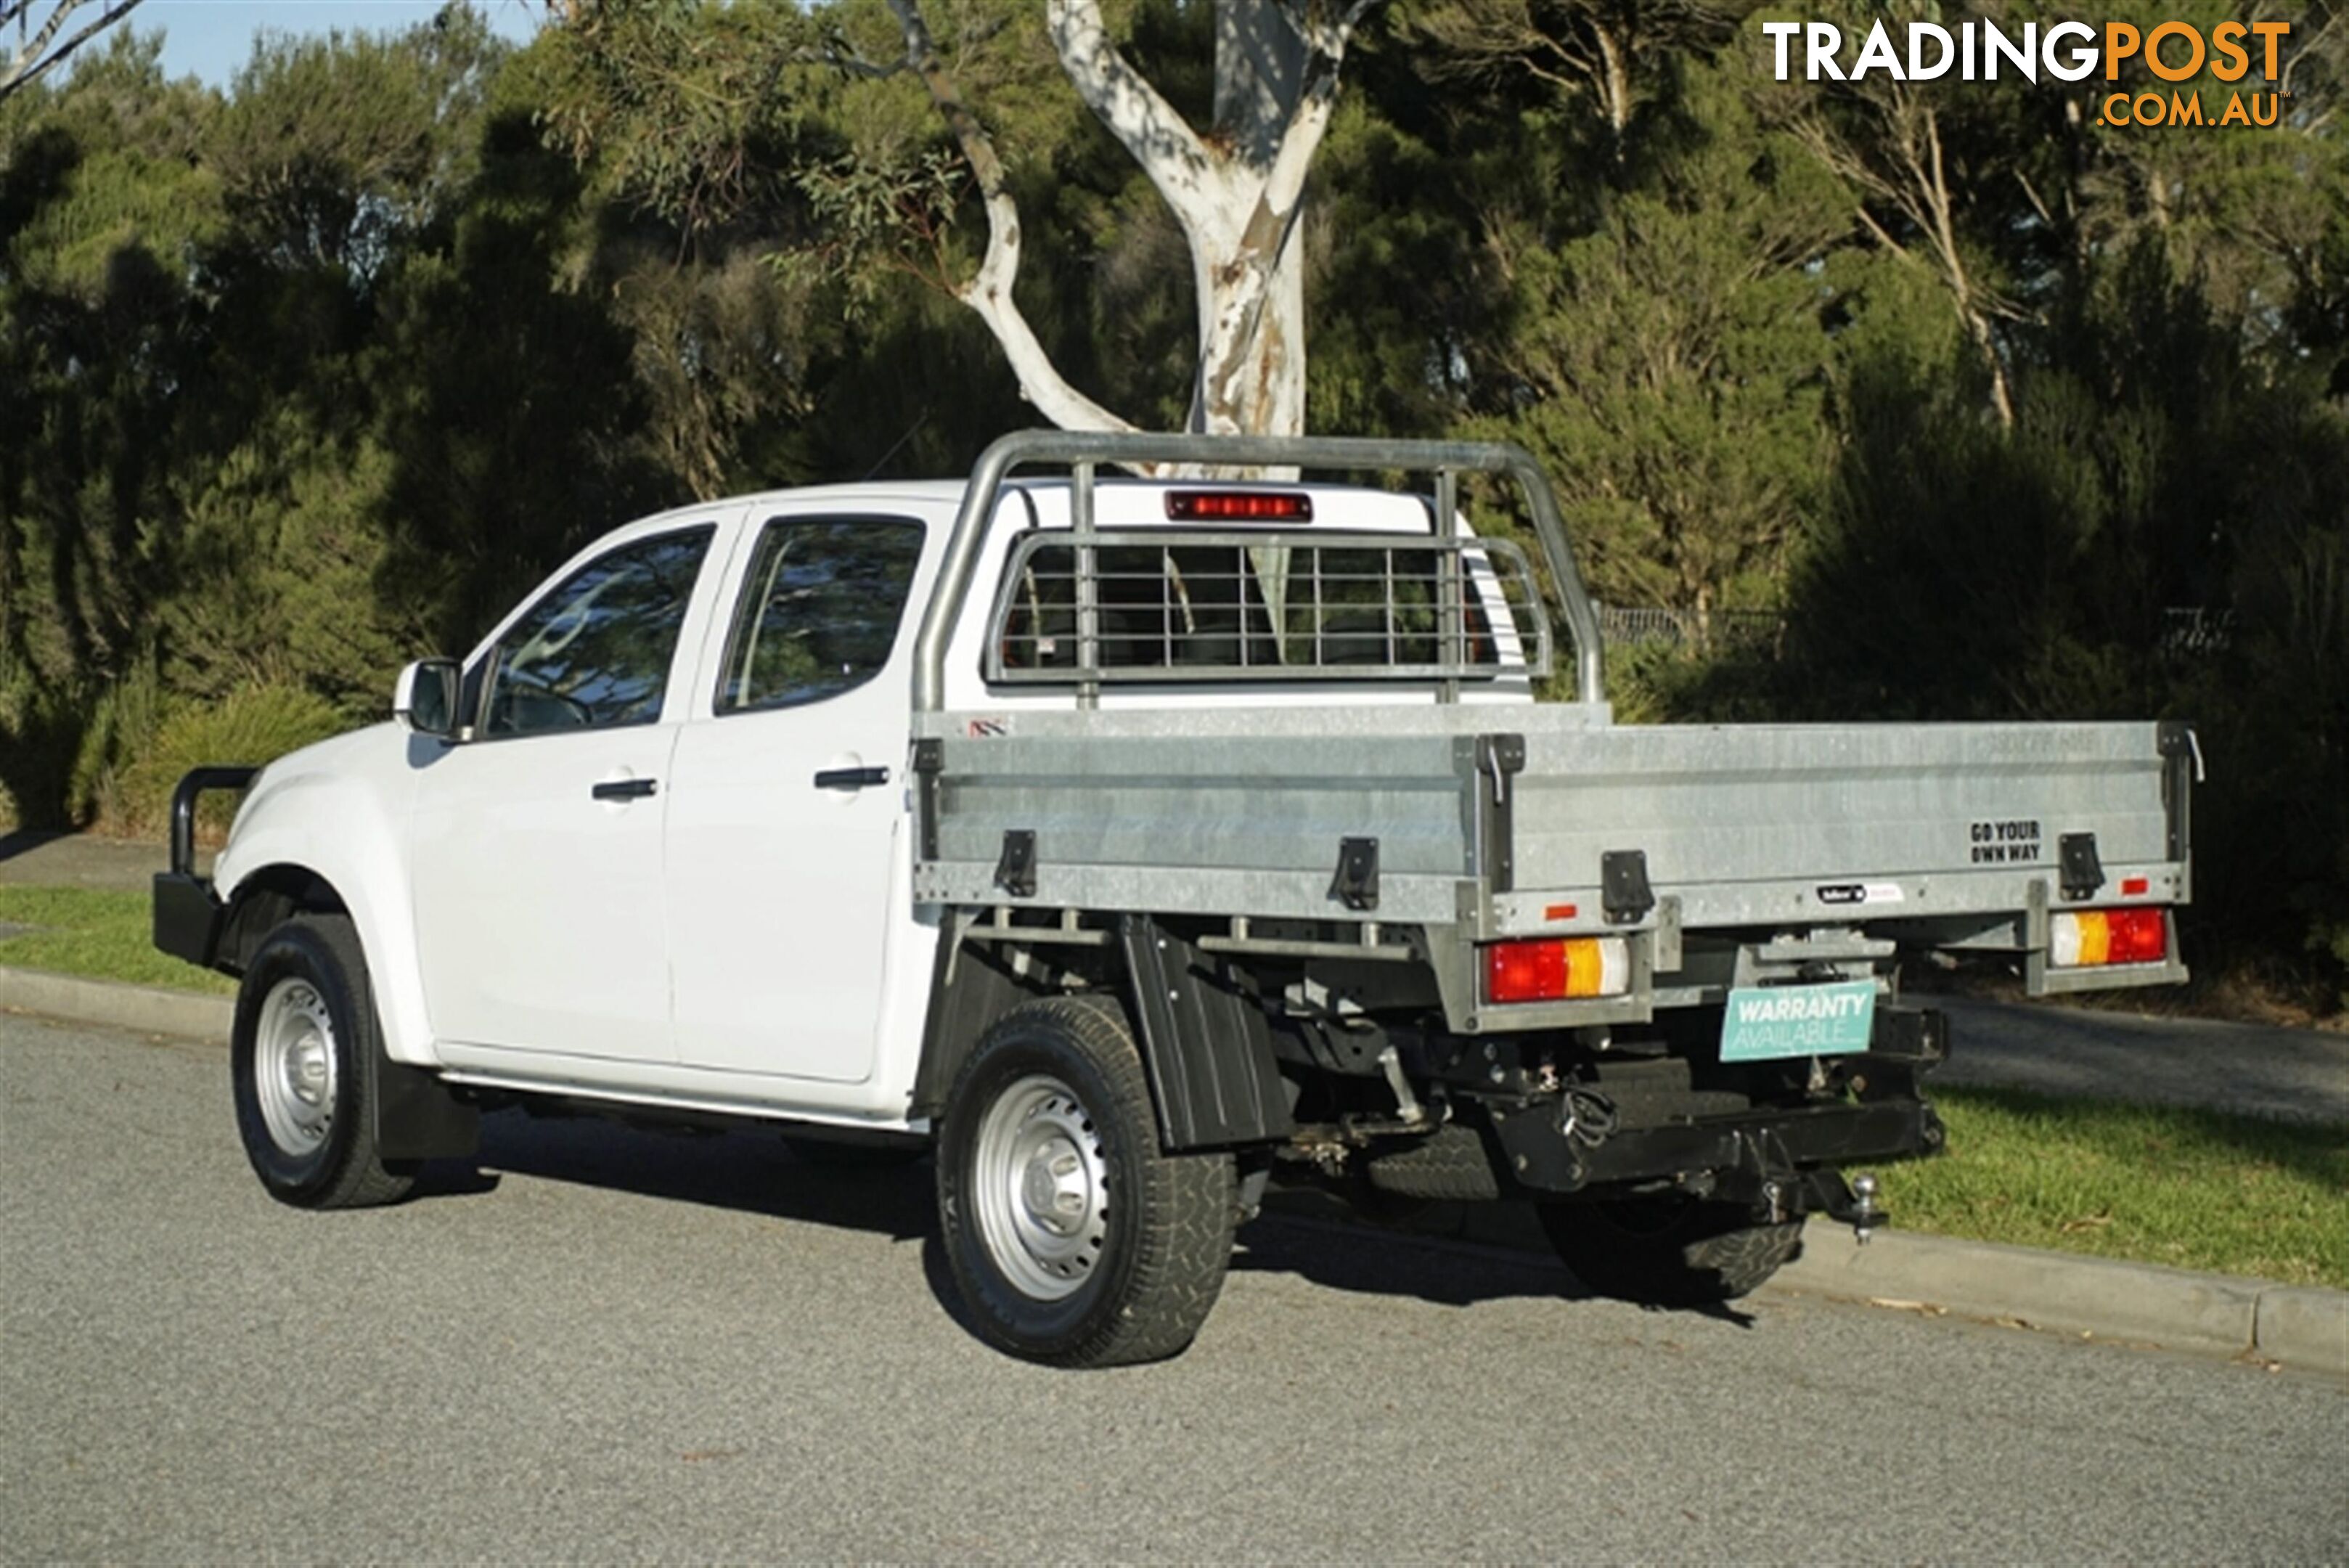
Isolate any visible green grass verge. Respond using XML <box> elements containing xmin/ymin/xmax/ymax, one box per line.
<box><xmin>1883</xmin><ymin>1086</ymin><xmax>2349</xmax><ymax>1289</ymax></box>
<box><xmin>0</xmin><ymin>886</ymin><xmax>235</xmax><ymax>995</ymax></box>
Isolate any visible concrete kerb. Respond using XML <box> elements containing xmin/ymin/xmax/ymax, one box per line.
<box><xmin>1788</xmin><ymin>1225</ymin><xmax>2348</xmax><ymax>1376</ymax></box>
<box><xmin>0</xmin><ymin>965</ymin><xmax>232</xmax><ymax>1042</ymax></box>
<box><xmin>1780</xmin><ymin>1220</ymin><xmax>2263</xmax><ymax>1356</ymax></box>
<box><xmin>7</xmin><ymin>963</ymin><xmax>2344</xmax><ymax>1381</ymax></box>
<box><xmin>1274</xmin><ymin>1192</ymin><xmax>2349</xmax><ymax>1380</ymax></box>
<box><xmin>2254</xmin><ymin>1287</ymin><xmax>2349</xmax><ymax>1375</ymax></box>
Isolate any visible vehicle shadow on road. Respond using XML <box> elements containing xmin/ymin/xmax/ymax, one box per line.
<box><xmin>412</xmin><ymin>1108</ymin><xmax>936</xmax><ymax>1243</ymax></box>
<box><xmin>1231</xmin><ymin>1209</ymin><xmax>1760</xmax><ymax>1328</ymax></box>
<box><xmin>1232</xmin><ymin>1212</ymin><xmax>1586</xmax><ymax>1309</ymax></box>
<box><xmin>415</xmin><ymin>1111</ymin><xmax>1722</xmax><ymax>1333</ymax></box>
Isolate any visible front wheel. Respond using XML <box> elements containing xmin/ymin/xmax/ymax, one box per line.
<box><xmin>1539</xmin><ymin>1195</ymin><xmax>1802</xmax><ymax>1307</ymax></box>
<box><xmin>231</xmin><ymin>915</ymin><xmax>415</xmax><ymax>1209</ymax></box>
<box><xmin>937</xmin><ymin>995</ymin><xmax>1235</xmax><ymax>1367</ymax></box>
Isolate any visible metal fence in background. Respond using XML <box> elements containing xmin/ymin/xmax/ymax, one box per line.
<box><xmin>1595</xmin><ymin>604</ymin><xmax>1786</xmax><ymax>653</ymax></box>
<box><xmin>2159</xmin><ymin>607</ymin><xmax>2235</xmax><ymax>658</ymax></box>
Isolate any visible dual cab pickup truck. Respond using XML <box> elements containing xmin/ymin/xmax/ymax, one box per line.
<box><xmin>155</xmin><ymin>431</ymin><xmax>2196</xmax><ymax>1366</ymax></box>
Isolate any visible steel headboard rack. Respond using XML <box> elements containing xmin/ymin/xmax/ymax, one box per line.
<box><xmin>909</xmin><ymin>430</ymin><xmax>1607</xmax><ymax>713</ymax></box>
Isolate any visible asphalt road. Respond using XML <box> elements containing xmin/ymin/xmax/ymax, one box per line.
<box><xmin>5</xmin><ymin>1014</ymin><xmax>2345</xmax><ymax>1563</ymax></box>
<box><xmin>1932</xmin><ymin>995</ymin><xmax>2349</xmax><ymax>1125</ymax></box>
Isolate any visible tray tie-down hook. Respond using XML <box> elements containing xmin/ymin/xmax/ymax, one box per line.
<box><xmin>994</xmin><ymin>829</ymin><xmax>1037</xmax><ymax>897</ymax></box>
<box><xmin>1331</xmin><ymin>836</ymin><xmax>1380</xmax><ymax>912</ymax></box>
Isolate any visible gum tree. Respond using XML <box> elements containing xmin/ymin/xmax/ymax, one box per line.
<box><xmin>0</xmin><ymin>0</ymin><xmax>147</xmax><ymax>102</ymax></box>
<box><xmin>879</xmin><ymin>0</ymin><xmax>1381</xmax><ymax>438</ymax></box>
<box><xmin>540</xmin><ymin>0</ymin><xmax>1385</xmax><ymax>442</ymax></box>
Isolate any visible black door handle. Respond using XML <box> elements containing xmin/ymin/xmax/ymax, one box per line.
<box><xmin>814</xmin><ymin>765</ymin><xmax>891</xmax><ymax>790</ymax></box>
<box><xmin>591</xmin><ymin>777</ymin><xmax>658</xmax><ymax>801</ymax></box>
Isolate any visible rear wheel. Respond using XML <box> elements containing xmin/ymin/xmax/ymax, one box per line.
<box><xmin>1540</xmin><ymin>1194</ymin><xmax>1802</xmax><ymax>1307</ymax></box>
<box><xmin>231</xmin><ymin>915</ymin><xmax>415</xmax><ymax>1209</ymax></box>
<box><xmin>937</xmin><ymin>995</ymin><xmax>1235</xmax><ymax>1367</ymax></box>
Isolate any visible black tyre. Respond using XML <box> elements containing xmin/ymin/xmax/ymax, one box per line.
<box><xmin>231</xmin><ymin>915</ymin><xmax>416</xmax><ymax>1209</ymax></box>
<box><xmin>937</xmin><ymin>995</ymin><xmax>1235</xmax><ymax>1367</ymax></box>
<box><xmin>1363</xmin><ymin>1124</ymin><xmax>1503</xmax><ymax>1201</ymax></box>
<box><xmin>1539</xmin><ymin>1195</ymin><xmax>1802</xmax><ymax>1307</ymax></box>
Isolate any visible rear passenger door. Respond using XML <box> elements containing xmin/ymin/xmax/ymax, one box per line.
<box><xmin>664</xmin><ymin>513</ymin><xmax>930</xmax><ymax>1084</ymax></box>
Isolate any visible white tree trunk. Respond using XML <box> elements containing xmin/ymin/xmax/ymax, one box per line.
<box><xmin>891</xmin><ymin>0</ymin><xmax>1373</xmax><ymax>442</ymax></box>
<box><xmin>1189</xmin><ymin>0</ymin><xmax>1312</xmax><ymax>438</ymax></box>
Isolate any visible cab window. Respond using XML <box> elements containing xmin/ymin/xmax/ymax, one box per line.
<box><xmin>481</xmin><ymin>526</ymin><xmax>714</xmax><ymax>738</ymax></box>
<box><xmin>715</xmin><ymin>517</ymin><xmax>926</xmax><ymax>714</ymax></box>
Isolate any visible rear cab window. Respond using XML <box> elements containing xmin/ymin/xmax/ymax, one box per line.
<box><xmin>714</xmin><ymin>516</ymin><xmax>927</xmax><ymax>714</ymax></box>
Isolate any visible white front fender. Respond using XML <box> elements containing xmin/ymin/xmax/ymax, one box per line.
<box><xmin>213</xmin><ymin>725</ymin><xmax>437</xmax><ymax>1067</ymax></box>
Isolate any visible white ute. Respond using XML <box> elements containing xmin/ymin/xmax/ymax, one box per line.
<box><xmin>157</xmin><ymin>431</ymin><xmax>2195</xmax><ymax>1366</ymax></box>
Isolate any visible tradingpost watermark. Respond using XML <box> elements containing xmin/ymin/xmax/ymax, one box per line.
<box><xmin>1762</xmin><ymin>17</ymin><xmax>2295</xmax><ymax>128</ymax></box>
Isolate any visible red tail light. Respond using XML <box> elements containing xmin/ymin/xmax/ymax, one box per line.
<box><xmin>1482</xmin><ymin>937</ymin><xmax>1630</xmax><ymax>1003</ymax></box>
<box><xmin>2050</xmin><ymin>907</ymin><xmax>2168</xmax><ymax>967</ymax></box>
<box><xmin>1165</xmin><ymin>491</ymin><xmax>1313</xmax><ymax>522</ymax></box>
<box><xmin>2106</xmin><ymin>907</ymin><xmax>2168</xmax><ymax>963</ymax></box>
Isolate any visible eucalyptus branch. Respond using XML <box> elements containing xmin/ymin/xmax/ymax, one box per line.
<box><xmin>1</xmin><ymin>0</ymin><xmax>145</xmax><ymax>100</ymax></box>
<box><xmin>885</xmin><ymin>0</ymin><xmax>1142</xmax><ymax>440</ymax></box>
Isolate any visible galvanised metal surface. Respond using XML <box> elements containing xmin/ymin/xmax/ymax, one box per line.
<box><xmin>912</xmin><ymin>703</ymin><xmax>1609</xmax><ymax>740</ymax></box>
<box><xmin>905</xmin><ymin>433</ymin><xmax>2191</xmax><ymax>1016</ymax></box>
<box><xmin>1502</xmin><ymin>719</ymin><xmax>2174</xmax><ymax>891</ymax></box>
<box><xmin>910</xmin><ymin>861</ymin><xmax>1476</xmax><ymax>926</ymax></box>
<box><xmin>925</xmin><ymin>729</ymin><xmax>1477</xmax><ymax>878</ymax></box>
<box><xmin>914</xmin><ymin>706</ymin><xmax>2184</xmax><ymax>934</ymax></box>
<box><xmin>911</xmin><ymin>430</ymin><xmax>1609</xmax><ymax>711</ymax></box>
<box><xmin>1484</xmin><ymin>865</ymin><xmax>2188</xmax><ymax>937</ymax></box>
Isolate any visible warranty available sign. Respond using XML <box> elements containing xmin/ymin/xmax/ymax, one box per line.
<box><xmin>1720</xmin><ymin>979</ymin><xmax>1879</xmax><ymax>1061</ymax></box>
<box><xmin>1763</xmin><ymin>16</ymin><xmax>2295</xmax><ymax>128</ymax></box>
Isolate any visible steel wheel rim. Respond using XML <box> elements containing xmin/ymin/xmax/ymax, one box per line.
<box><xmin>972</xmin><ymin>1073</ymin><xmax>1110</xmax><ymax>1302</ymax></box>
<box><xmin>254</xmin><ymin>977</ymin><xmax>336</xmax><ymax>1156</ymax></box>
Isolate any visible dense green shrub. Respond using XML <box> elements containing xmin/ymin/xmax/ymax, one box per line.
<box><xmin>108</xmin><ymin>682</ymin><xmax>346</xmax><ymax>841</ymax></box>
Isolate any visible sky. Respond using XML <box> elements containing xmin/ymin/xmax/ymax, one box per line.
<box><xmin>129</xmin><ymin>0</ymin><xmax>543</xmax><ymax>87</ymax></box>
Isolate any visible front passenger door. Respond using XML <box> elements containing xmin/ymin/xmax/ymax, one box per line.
<box><xmin>412</xmin><ymin>525</ymin><xmax>718</xmax><ymax>1062</ymax></box>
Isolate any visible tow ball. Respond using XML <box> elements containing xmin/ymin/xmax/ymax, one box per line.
<box><xmin>1849</xmin><ymin>1172</ymin><xmax>1883</xmax><ymax>1244</ymax></box>
<box><xmin>1804</xmin><ymin>1167</ymin><xmax>1887</xmax><ymax>1244</ymax></box>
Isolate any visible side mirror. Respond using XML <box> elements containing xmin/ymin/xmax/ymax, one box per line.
<box><xmin>394</xmin><ymin>658</ymin><xmax>462</xmax><ymax>739</ymax></box>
